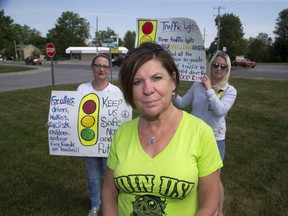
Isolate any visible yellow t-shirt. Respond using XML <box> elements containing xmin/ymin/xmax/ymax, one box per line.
<box><xmin>107</xmin><ymin>111</ymin><xmax>223</xmax><ymax>216</ymax></box>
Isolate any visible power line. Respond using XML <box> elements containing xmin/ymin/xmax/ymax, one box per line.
<box><xmin>215</xmin><ymin>1</ymin><xmax>283</xmax><ymax>41</ymax></box>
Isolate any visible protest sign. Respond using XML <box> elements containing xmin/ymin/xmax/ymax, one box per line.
<box><xmin>136</xmin><ymin>17</ymin><xmax>206</xmax><ymax>82</ymax></box>
<box><xmin>47</xmin><ymin>91</ymin><xmax>132</xmax><ymax>157</ymax></box>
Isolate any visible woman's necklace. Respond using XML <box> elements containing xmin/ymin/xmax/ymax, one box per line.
<box><xmin>148</xmin><ymin>136</ymin><xmax>155</xmax><ymax>144</ymax></box>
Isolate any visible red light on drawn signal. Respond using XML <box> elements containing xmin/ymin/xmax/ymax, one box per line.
<box><xmin>142</xmin><ymin>22</ymin><xmax>153</xmax><ymax>34</ymax></box>
<box><xmin>83</xmin><ymin>100</ymin><xmax>96</xmax><ymax>114</ymax></box>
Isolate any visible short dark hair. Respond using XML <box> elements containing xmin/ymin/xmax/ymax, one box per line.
<box><xmin>119</xmin><ymin>42</ymin><xmax>179</xmax><ymax>108</ymax></box>
<box><xmin>91</xmin><ymin>54</ymin><xmax>110</xmax><ymax>67</ymax></box>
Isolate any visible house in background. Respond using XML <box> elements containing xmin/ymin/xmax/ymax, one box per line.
<box><xmin>17</xmin><ymin>44</ymin><xmax>43</xmax><ymax>61</ymax></box>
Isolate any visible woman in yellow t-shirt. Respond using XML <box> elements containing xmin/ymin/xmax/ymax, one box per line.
<box><xmin>102</xmin><ymin>42</ymin><xmax>223</xmax><ymax>216</ymax></box>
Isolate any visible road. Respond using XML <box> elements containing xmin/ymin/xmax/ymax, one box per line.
<box><xmin>0</xmin><ymin>61</ymin><xmax>120</xmax><ymax>92</ymax></box>
<box><xmin>0</xmin><ymin>61</ymin><xmax>287</xmax><ymax>92</ymax></box>
<box><xmin>230</xmin><ymin>64</ymin><xmax>288</xmax><ymax>80</ymax></box>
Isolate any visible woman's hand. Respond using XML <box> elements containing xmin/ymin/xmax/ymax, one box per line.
<box><xmin>201</xmin><ymin>75</ymin><xmax>212</xmax><ymax>90</ymax></box>
<box><xmin>45</xmin><ymin>122</ymin><xmax>50</xmax><ymax>129</ymax></box>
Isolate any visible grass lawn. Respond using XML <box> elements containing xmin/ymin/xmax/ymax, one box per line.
<box><xmin>0</xmin><ymin>64</ymin><xmax>37</xmax><ymax>73</ymax></box>
<box><xmin>0</xmin><ymin>78</ymin><xmax>287</xmax><ymax>215</ymax></box>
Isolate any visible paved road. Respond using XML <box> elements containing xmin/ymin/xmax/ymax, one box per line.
<box><xmin>0</xmin><ymin>61</ymin><xmax>287</xmax><ymax>92</ymax></box>
<box><xmin>0</xmin><ymin>61</ymin><xmax>121</xmax><ymax>92</ymax></box>
<box><xmin>231</xmin><ymin>64</ymin><xmax>288</xmax><ymax>80</ymax></box>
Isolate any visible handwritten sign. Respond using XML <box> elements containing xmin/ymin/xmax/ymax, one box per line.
<box><xmin>136</xmin><ymin>18</ymin><xmax>206</xmax><ymax>82</ymax></box>
<box><xmin>47</xmin><ymin>91</ymin><xmax>132</xmax><ymax>157</ymax></box>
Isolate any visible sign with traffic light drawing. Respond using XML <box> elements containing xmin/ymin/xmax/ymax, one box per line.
<box><xmin>47</xmin><ymin>91</ymin><xmax>132</xmax><ymax>157</ymax></box>
<box><xmin>136</xmin><ymin>18</ymin><xmax>206</xmax><ymax>82</ymax></box>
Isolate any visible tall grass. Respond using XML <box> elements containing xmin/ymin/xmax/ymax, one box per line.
<box><xmin>0</xmin><ymin>78</ymin><xmax>287</xmax><ymax>215</ymax></box>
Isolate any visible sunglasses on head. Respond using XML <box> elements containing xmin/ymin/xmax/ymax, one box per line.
<box><xmin>212</xmin><ymin>62</ymin><xmax>228</xmax><ymax>70</ymax></box>
<box><xmin>124</xmin><ymin>43</ymin><xmax>164</xmax><ymax>59</ymax></box>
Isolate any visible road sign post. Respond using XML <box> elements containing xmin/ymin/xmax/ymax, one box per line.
<box><xmin>46</xmin><ymin>43</ymin><xmax>56</xmax><ymax>85</ymax></box>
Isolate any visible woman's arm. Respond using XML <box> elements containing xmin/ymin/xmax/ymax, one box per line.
<box><xmin>173</xmin><ymin>84</ymin><xmax>195</xmax><ymax>109</ymax></box>
<box><xmin>196</xmin><ymin>170</ymin><xmax>220</xmax><ymax>216</ymax></box>
<box><xmin>101</xmin><ymin>168</ymin><xmax>119</xmax><ymax>216</ymax></box>
<box><xmin>205</xmin><ymin>86</ymin><xmax>237</xmax><ymax>117</ymax></box>
<box><xmin>201</xmin><ymin>75</ymin><xmax>237</xmax><ymax>117</ymax></box>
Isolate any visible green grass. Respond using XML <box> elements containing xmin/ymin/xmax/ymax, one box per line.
<box><xmin>0</xmin><ymin>64</ymin><xmax>37</xmax><ymax>73</ymax></box>
<box><xmin>0</xmin><ymin>78</ymin><xmax>287</xmax><ymax>215</ymax></box>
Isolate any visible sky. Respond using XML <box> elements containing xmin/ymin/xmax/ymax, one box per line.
<box><xmin>1</xmin><ymin>0</ymin><xmax>287</xmax><ymax>48</ymax></box>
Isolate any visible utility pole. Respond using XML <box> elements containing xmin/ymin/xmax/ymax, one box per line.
<box><xmin>14</xmin><ymin>40</ymin><xmax>18</xmax><ymax>61</ymax></box>
<box><xmin>96</xmin><ymin>16</ymin><xmax>98</xmax><ymax>54</ymax></box>
<box><xmin>214</xmin><ymin>6</ymin><xmax>225</xmax><ymax>51</ymax></box>
<box><xmin>203</xmin><ymin>27</ymin><xmax>207</xmax><ymax>47</ymax></box>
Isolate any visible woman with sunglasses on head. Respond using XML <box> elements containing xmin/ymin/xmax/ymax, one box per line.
<box><xmin>77</xmin><ymin>54</ymin><xmax>122</xmax><ymax>216</ymax></box>
<box><xmin>174</xmin><ymin>51</ymin><xmax>237</xmax><ymax>216</ymax></box>
<box><xmin>102</xmin><ymin>43</ymin><xmax>223</xmax><ymax>216</ymax></box>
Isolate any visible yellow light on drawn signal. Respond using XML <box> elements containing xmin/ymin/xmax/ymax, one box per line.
<box><xmin>81</xmin><ymin>115</ymin><xmax>95</xmax><ymax>128</ymax></box>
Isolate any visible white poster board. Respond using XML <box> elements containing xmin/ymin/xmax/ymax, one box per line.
<box><xmin>47</xmin><ymin>91</ymin><xmax>132</xmax><ymax>157</ymax></box>
<box><xmin>136</xmin><ymin>17</ymin><xmax>206</xmax><ymax>82</ymax></box>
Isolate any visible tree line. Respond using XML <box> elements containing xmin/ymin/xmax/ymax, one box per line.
<box><xmin>0</xmin><ymin>9</ymin><xmax>287</xmax><ymax>62</ymax></box>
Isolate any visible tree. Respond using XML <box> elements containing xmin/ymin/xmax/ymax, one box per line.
<box><xmin>93</xmin><ymin>27</ymin><xmax>117</xmax><ymax>47</ymax></box>
<box><xmin>12</xmin><ymin>24</ymin><xmax>46</xmax><ymax>54</ymax></box>
<box><xmin>246</xmin><ymin>38</ymin><xmax>264</xmax><ymax>62</ymax></box>
<box><xmin>256</xmin><ymin>33</ymin><xmax>273</xmax><ymax>47</ymax></box>
<box><xmin>273</xmin><ymin>8</ymin><xmax>288</xmax><ymax>62</ymax></box>
<box><xmin>118</xmin><ymin>38</ymin><xmax>124</xmax><ymax>47</ymax></box>
<box><xmin>122</xmin><ymin>31</ymin><xmax>136</xmax><ymax>50</ymax></box>
<box><xmin>245</xmin><ymin>33</ymin><xmax>273</xmax><ymax>62</ymax></box>
<box><xmin>12</xmin><ymin>24</ymin><xmax>41</xmax><ymax>45</ymax></box>
<box><xmin>208</xmin><ymin>13</ymin><xmax>245</xmax><ymax>59</ymax></box>
<box><xmin>0</xmin><ymin>10</ymin><xmax>15</xmax><ymax>59</ymax></box>
<box><xmin>47</xmin><ymin>11</ymin><xmax>90</xmax><ymax>59</ymax></box>
<box><xmin>92</xmin><ymin>29</ymin><xmax>135</xmax><ymax>49</ymax></box>
<box><xmin>0</xmin><ymin>10</ymin><xmax>47</xmax><ymax>60</ymax></box>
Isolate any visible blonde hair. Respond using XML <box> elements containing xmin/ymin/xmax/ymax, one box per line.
<box><xmin>208</xmin><ymin>51</ymin><xmax>231</xmax><ymax>92</ymax></box>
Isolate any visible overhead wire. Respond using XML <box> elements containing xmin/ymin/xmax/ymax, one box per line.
<box><xmin>202</xmin><ymin>5</ymin><xmax>220</xmax><ymax>47</ymax></box>
<box><xmin>202</xmin><ymin>0</ymin><xmax>285</xmax><ymax>47</ymax></box>
<box><xmin>207</xmin><ymin>0</ymin><xmax>285</xmax><ymax>42</ymax></box>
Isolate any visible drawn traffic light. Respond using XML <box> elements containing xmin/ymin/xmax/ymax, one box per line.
<box><xmin>78</xmin><ymin>93</ymin><xmax>99</xmax><ymax>146</ymax></box>
<box><xmin>137</xmin><ymin>20</ymin><xmax>157</xmax><ymax>46</ymax></box>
